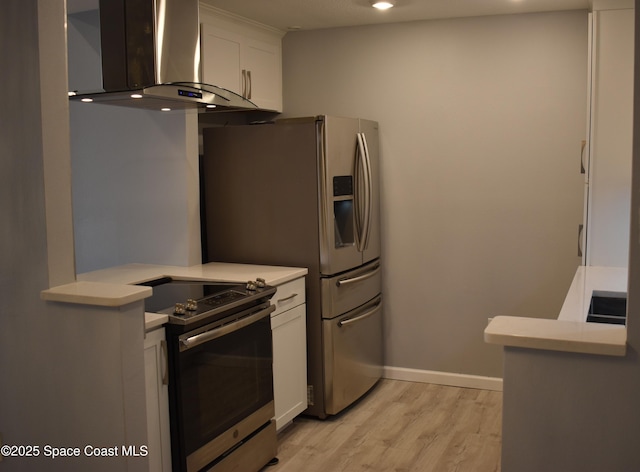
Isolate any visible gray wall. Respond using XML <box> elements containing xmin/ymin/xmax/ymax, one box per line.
<box><xmin>282</xmin><ymin>10</ymin><xmax>588</xmax><ymax>378</ymax></box>
<box><xmin>70</xmin><ymin>103</ymin><xmax>201</xmax><ymax>273</ymax></box>
<box><xmin>68</xmin><ymin>11</ymin><xmax>202</xmax><ymax>274</ymax></box>
<box><xmin>1</xmin><ymin>1</ymin><xmax>147</xmax><ymax>471</ymax></box>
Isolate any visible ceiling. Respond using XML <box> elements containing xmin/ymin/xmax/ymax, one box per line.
<box><xmin>68</xmin><ymin>0</ymin><xmax>592</xmax><ymax>31</ymax></box>
<box><xmin>199</xmin><ymin>0</ymin><xmax>591</xmax><ymax>31</ymax></box>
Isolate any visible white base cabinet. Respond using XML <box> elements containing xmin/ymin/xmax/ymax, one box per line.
<box><xmin>271</xmin><ymin>277</ymin><xmax>308</xmax><ymax>431</ymax></box>
<box><xmin>144</xmin><ymin>327</ymin><xmax>172</xmax><ymax>472</ymax></box>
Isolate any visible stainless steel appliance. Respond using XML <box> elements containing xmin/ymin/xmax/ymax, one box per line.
<box><xmin>68</xmin><ymin>0</ymin><xmax>257</xmax><ymax>112</ymax></box>
<box><xmin>140</xmin><ymin>278</ymin><xmax>278</xmax><ymax>472</ymax></box>
<box><xmin>201</xmin><ymin>115</ymin><xmax>383</xmax><ymax>418</ymax></box>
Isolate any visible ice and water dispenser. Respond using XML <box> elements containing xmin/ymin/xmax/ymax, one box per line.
<box><xmin>333</xmin><ymin>176</ymin><xmax>354</xmax><ymax>248</ymax></box>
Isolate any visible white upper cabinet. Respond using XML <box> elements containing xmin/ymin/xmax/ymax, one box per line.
<box><xmin>584</xmin><ymin>4</ymin><xmax>634</xmax><ymax>267</ymax></box>
<box><xmin>200</xmin><ymin>7</ymin><xmax>284</xmax><ymax>112</ymax></box>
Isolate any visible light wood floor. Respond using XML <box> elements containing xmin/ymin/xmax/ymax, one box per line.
<box><xmin>271</xmin><ymin>379</ymin><xmax>502</xmax><ymax>472</ymax></box>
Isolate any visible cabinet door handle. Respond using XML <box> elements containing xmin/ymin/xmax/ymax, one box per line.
<box><xmin>242</xmin><ymin>69</ymin><xmax>247</xmax><ymax>98</ymax></box>
<box><xmin>160</xmin><ymin>339</ymin><xmax>169</xmax><ymax>386</ymax></box>
<box><xmin>247</xmin><ymin>70</ymin><xmax>252</xmax><ymax>99</ymax></box>
<box><xmin>277</xmin><ymin>293</ymin><xmax>298</xmax><ymax>303</ymax></box>
<box><xmin>580</xmin><ymin>140</ymin><xmax>587</xmax><ymax>174</ymax></box>
<box><xmin>578</xmin><ymin>223</ymin><xmax>584</xmax><ymax>258</ymax></box>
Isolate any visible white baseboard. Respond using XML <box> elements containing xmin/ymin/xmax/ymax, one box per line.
<box><xmin>383</xmin><ymin>366</ymin><xmax>503</xmax><ymax>392</ymax></box>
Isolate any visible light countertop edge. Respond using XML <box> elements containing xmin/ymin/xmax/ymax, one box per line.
<box><xmin>76</xmin><ymin>262</ymin><xmax>308</xmax><ymax>287</ymax></box>
<box><xmin>41</xmin><ymin>281</ymin><xmax>152</xmax><ymax>307</ymax></box>
<box><xmin>145</xmin><ymin>313</ymin><xmax>169</xmax><ymax>332</ymax></box>
<box><xmin>42</xmin><ymin>263</ymin><xmax>309</xmax><ymax>330</ymax></box>
<box><xmin>484</xmin><ymin>266</ymin><xmax>628</xmax><ymax>357</ymax></box>
<box><xmin>558</xmin><ymin>266</ymin><xmax>627</xmax><ymax>322</ymax></box>
<box><xmin>484</xmin><ymin>315</ymin><xmax>627</xmax><ymax>356</ymax></box>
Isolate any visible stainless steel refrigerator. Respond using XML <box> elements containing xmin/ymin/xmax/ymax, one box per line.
<box><xmin>201</xmin><ymin>115</ymin><xmax>382</xmax><ymax>418</ymax></box>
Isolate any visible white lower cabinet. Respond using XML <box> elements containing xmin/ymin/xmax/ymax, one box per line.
<box><xmin>144</xmin><ymin>327</ymin><xmax>172</xmax><ymax>472</ymax></box>
<box><xmin>271</xmin><ymin>277</ymin><xmax>307</xmax><ymax>431</ymax></box>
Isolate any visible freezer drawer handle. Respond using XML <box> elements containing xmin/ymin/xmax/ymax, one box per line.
<box><xmin>338</xmin><ymin>299</ymin><xmax>382</xmax><ymax>327</ymax></box>
<box><xmin>336</xmin><ymin>264</ymin><xmax>380</xmax><ymax>287</ymax></box>
<box><xmin>180</xmin><ymin>304</ymin><xmax>275</xmax><ymax>351</ymax></box>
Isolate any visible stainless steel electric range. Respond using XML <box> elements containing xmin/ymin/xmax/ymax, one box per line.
<box><xmin>140</xmin><ymin>277</ymin><xmax>278</xmax><ymax>472</ymax></box>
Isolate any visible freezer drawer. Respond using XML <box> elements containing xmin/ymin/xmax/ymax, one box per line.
<box><xmin>322</xmin><ymin>294</ymin><xmax>383</xmax><ymax>415</ymax></box>
<box><xmin>320</xmin><ymin>260</ymin><xmax>381</xmax><ymax>319</ymax></box>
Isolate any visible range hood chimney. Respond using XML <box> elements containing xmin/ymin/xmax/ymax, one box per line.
<box><xmin>69</xmin><ymin>0</ymin><xmax>257</xmax><ymax>112</ymax></box>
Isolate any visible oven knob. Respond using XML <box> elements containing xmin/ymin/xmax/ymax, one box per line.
<box><xmin>174</xmin><ymin>303</ymin><xmax>186</xmax><ymax>315</ymax></box>
<box><xmin>256</xmin><ymin>278</ymin><xmax>266</xmax><ymax>288</ymax></box>
<box><xmin>246</xmin><ymin>280</ymin><xmax>257</xmax><ymax>291</ymax></box>
<box><xmin>186</xmin><ymin>299</ymin><xmax>198</xmax><ymax>311</ymax></box>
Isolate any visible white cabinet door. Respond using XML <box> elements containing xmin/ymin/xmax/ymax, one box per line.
<box><xmin>144</xmin><ymin>328</ymin><xmax>172</xmax><ymax>472</ymax></box>
<box><xmin>272</xmin><ymin>303</ymin><xmax>307</xmax><ymax>431</ymax></box>
<box><xmin>270</xmin><ymin>277</ymin><xmax>307</xmax><ymax>430</ymax></box>
<box><xmin>200</xmin><ymin>24</ymin><xmax>243</xmax><ymax>95</ymax></box>
<box><xmin>201</xmin><ymin>22</ymin><xmax>282</xmax><ymax>111</ymax></box>
<box><xmin>244</xmin><ymin>37</ymin><xmax>282</xmax><ymax>112</ymax></box>
<box><xmin>585</xmin><ymin>8</ymin><xmax>634</xmax><ymax>267</ymax></box>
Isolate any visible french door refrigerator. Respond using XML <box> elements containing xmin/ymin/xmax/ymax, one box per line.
<box><xmin>201</xmin><ymin>115</ymin><xmax>383</xmax><ymax>418</ymax></box>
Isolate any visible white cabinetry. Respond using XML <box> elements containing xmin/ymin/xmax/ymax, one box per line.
<box><xmin>200</xmin><ymin>7</ymin><xmax>283</xmax><ymax>112</ymax></box>
<box><xmin>584</xmin><ymin>3</ymin><xmax>634</xmax><ymax>267</ymax></box>
<box><xmin>271</xmin><ymin>277</ymin><xmax>307</xmax><ymax>431</ymax></box>
<box><xmin>144</xmin><ymin>327</ymin><xmax>172</xmax><ymax>472</ymax></box>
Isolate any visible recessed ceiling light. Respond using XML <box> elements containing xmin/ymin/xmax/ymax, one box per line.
<box><xmin>161</xmin><ymin>108</ymin><xmax>171</xmax><ymax>112</ymax></box>
<box><xmin>131</xmin><ymin>93</ymin><xmax>143</xmax><ymax>99</ymax></box>
<box><xmin>372</xmin><ymin>1</ymin><xmax>395</xmax><ymax>10</ymax></box>
<box><xmin>206</xmin><ymin>104</ymin><xmax>216</xmax><ymax>109</ymax></box>
<box><xmin>81</xmin><ymin>98</ymin><xmax>93</xmax><ymax>103</ymax></box>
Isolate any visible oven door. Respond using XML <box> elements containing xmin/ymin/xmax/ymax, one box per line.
<box><xmin>169</xmin><ymin>302</ymin><xmax>276</xmax><ymax>472</ymax></box>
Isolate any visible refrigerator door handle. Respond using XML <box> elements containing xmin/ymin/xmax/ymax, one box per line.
<box><xmin>338</xmin><ymin>297</ymin><xmax>382</xmax><ymax>327</ymax></box>
<box><xmin>336</xmin><ymin>263</ymin><xmax>380</xmax><ymax>287</ymax></box>
<box><xmin>354</xmin><ymin>133</ymin><xmax>364</xmax><ymax>251</ymax></box>
<box><xmin>355</xmin><ymin>133</ymin><xmax>372</xmax><ymax>252</ymax></box>
<box><xmin>361</xmin><ymin>132</ymin><xmax>373</xmax><ymax>251</ymax></box>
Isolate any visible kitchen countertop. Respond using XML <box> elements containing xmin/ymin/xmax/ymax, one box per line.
<box><xmin>42</xmin><ymin>262</ymin><xmax>308</xmax><ymax>330</ymax></box>
<box><xmin>557</xmin><ymin>266</ymin><xmax>627</xmax><ymax>322</ymax></box>
<box><xmin>484</xmin><ymin>266</ymin><xmax>627</xmax><ymax>356</ymax></box>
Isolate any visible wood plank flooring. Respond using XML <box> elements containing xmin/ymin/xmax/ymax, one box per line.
<box><xmin>271</xmin><ymin>379</ymin><xmax>502</xmax><ymax>472</ymax></box>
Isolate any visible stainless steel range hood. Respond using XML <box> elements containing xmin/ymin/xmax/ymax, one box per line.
<box><xmin>68</xmin><ymin>0</ymin><xmax>257</xmax><ymax>112</ymax></box>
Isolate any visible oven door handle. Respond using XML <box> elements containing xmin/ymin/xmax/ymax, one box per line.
<box><xmin>180</xmin><ymin>304</ymin><xmax>275</xmax><ymax>351</ymax></box>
